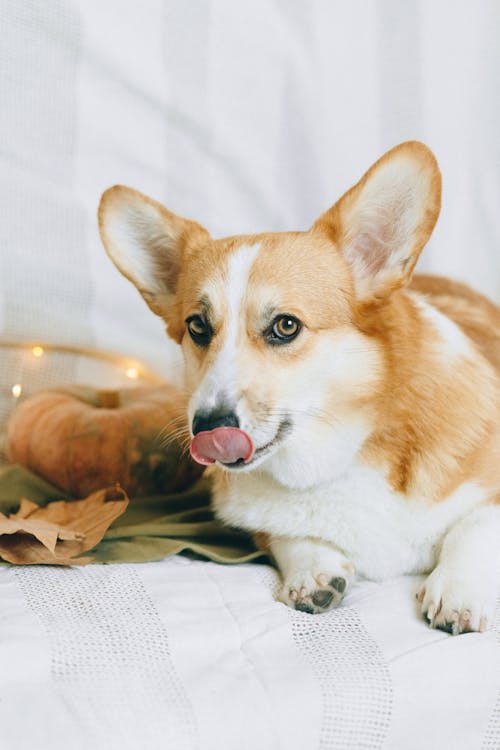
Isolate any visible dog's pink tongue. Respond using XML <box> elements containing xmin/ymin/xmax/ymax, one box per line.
<box><xmin>190</xmin><ymin>427</ymin><xmax>254</xmax><ymax>466</ymax></box>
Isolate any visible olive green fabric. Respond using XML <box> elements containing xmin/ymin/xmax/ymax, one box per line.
<box><xmin>0</xmin><ymin>464</ymin><xmax>267</xmax><ymax>565</ymax></box>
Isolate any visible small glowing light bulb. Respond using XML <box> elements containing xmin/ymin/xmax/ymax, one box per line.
<box><xmin>12</xmin><ymin>384</ymin><xmax>22</xmax><ymax>398</ymax></box>
<box><xmin>32</xmin><ymin>345</ymin><xmax>44</xmax><ymax>358</ymax></box>
<box><xmin>125</xmin><ymin>367</ymin><xmax>139</xmax><ymax>380</ymax></box>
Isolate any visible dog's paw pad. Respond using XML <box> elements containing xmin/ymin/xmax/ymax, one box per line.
<box><xmin>281</xmin><ymin>570</ymin><xmax>352</xmax><ymax>614</ymax></box>
<box><xmin>330</xmin><ymin>576</ymin><xmax>346</xmax><ymax>593</ymax></box>
<box><xmin>311</xmin><ymin>589</ymin><xmax>334</xmax><ymax>608</ymax></box>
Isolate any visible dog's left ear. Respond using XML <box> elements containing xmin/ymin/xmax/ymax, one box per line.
<box><xmin>313</xmin><ymin>141</ymin><xmax>441</xmax><ymax>302</ymax></box>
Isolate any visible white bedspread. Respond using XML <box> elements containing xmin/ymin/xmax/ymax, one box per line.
<box><xmin>0</xmin><ymin>557</ymin><xmax>498</xmax><ymax>749</ymax></box>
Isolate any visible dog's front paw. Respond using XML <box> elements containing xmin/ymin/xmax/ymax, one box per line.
<box><xmin>279</xmin><ymin>567</ymin><xmax>353</xmax><ymax>614</ymax></box>
<box><xmin>417</xmin><ymin>565</ymin><xmax>495</xmax><ymax>635</ymax></box>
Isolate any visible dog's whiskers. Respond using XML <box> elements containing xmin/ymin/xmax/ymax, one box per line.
<box><xmin>157</xmin><ymin>425</ymin><xmax>191</xmax><ymax>450</ymax></box>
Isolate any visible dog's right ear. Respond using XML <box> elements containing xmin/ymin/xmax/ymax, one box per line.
<box><xmin>98</xmin><ymin>186</ymin><xmax>209</xmax><ymax>318</ymax></box>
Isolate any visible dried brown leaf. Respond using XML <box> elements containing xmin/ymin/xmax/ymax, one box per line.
<box><xmin>0</xmin><ymin>486</ymin><xmax>129</xmax><ymax>565</ymax></box>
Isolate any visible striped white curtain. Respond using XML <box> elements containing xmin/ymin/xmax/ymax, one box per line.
<box><xmin>1</xmin><ymin>0</ymin><xmax>500</xmax><ymax>454</ymax></box>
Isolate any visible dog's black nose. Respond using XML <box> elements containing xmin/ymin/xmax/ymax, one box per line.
<box><xmin>192</xmin><ymin>408</ymin><xmax>239</xmax><ymax>435</ymax></box>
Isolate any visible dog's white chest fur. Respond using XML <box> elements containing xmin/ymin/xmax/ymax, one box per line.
<box><xmin>213</xmin><ymin>465</ymin><xmax>484</xmax><ymax>580</ymax></box>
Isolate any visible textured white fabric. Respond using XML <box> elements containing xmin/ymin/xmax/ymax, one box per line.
<box><xmin>0</xmin><ymin>558</ymin><xmax>498</xmax><ymax>750</ymax></box>
<box><xmin>483</xmin><ymin>602</ymin><xmax>500</xmax><ymax>749</ymax></box>
<box><xmin>12</xmin><ymin>565</ymin><xmax>197</xmax><ymax>750</ymax></box>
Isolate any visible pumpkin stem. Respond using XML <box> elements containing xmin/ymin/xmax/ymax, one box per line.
<box><xmin>97</xmin><ymin>390</ymin><xmax>120</xmax><ymax>408</ymax></box>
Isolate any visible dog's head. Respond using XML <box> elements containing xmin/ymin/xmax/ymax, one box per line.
<box><xmin>99</xmin><ymin>142</ymin><xmax>441</xmax><ymax>486</ymax></box>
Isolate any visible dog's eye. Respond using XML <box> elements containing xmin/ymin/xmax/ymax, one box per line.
<box><xmin>186</xmin><ymin>315</ymin><xmax>211</xmax><ymax>346</ymax></box>
<box><xmin>267</xmin><ymin>315</ymin><xmax>301</xmax><ymax>344</ymax></box>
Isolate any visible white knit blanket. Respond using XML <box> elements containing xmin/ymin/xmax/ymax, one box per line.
<box><xmin>0</xmin><ymin>558</ymin><xmax>498</xmax><ymax>749</ymax></box>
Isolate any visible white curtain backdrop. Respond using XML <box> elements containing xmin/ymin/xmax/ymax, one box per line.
<box><xmin>1</xmin><ymin>0</ymin><xmax>500</xmax><ymax>434</ymax></box>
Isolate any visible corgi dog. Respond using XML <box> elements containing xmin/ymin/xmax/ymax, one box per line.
<box><xmin>99</xmin><ymin>142</ymin><xmax>500</xmax><ymax>635</ymax></box>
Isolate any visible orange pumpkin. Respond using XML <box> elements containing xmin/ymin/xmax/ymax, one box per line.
<box><xmin>7</xmin><ymin>385</ymin><xmax>202</xmax><ymax>497</ymax></box>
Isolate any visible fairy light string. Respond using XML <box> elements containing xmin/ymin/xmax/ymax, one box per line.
<box><xmin>2</xmin><ymin>340</ymin><xmax>164</xmax><ymax>404</ymax></box>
